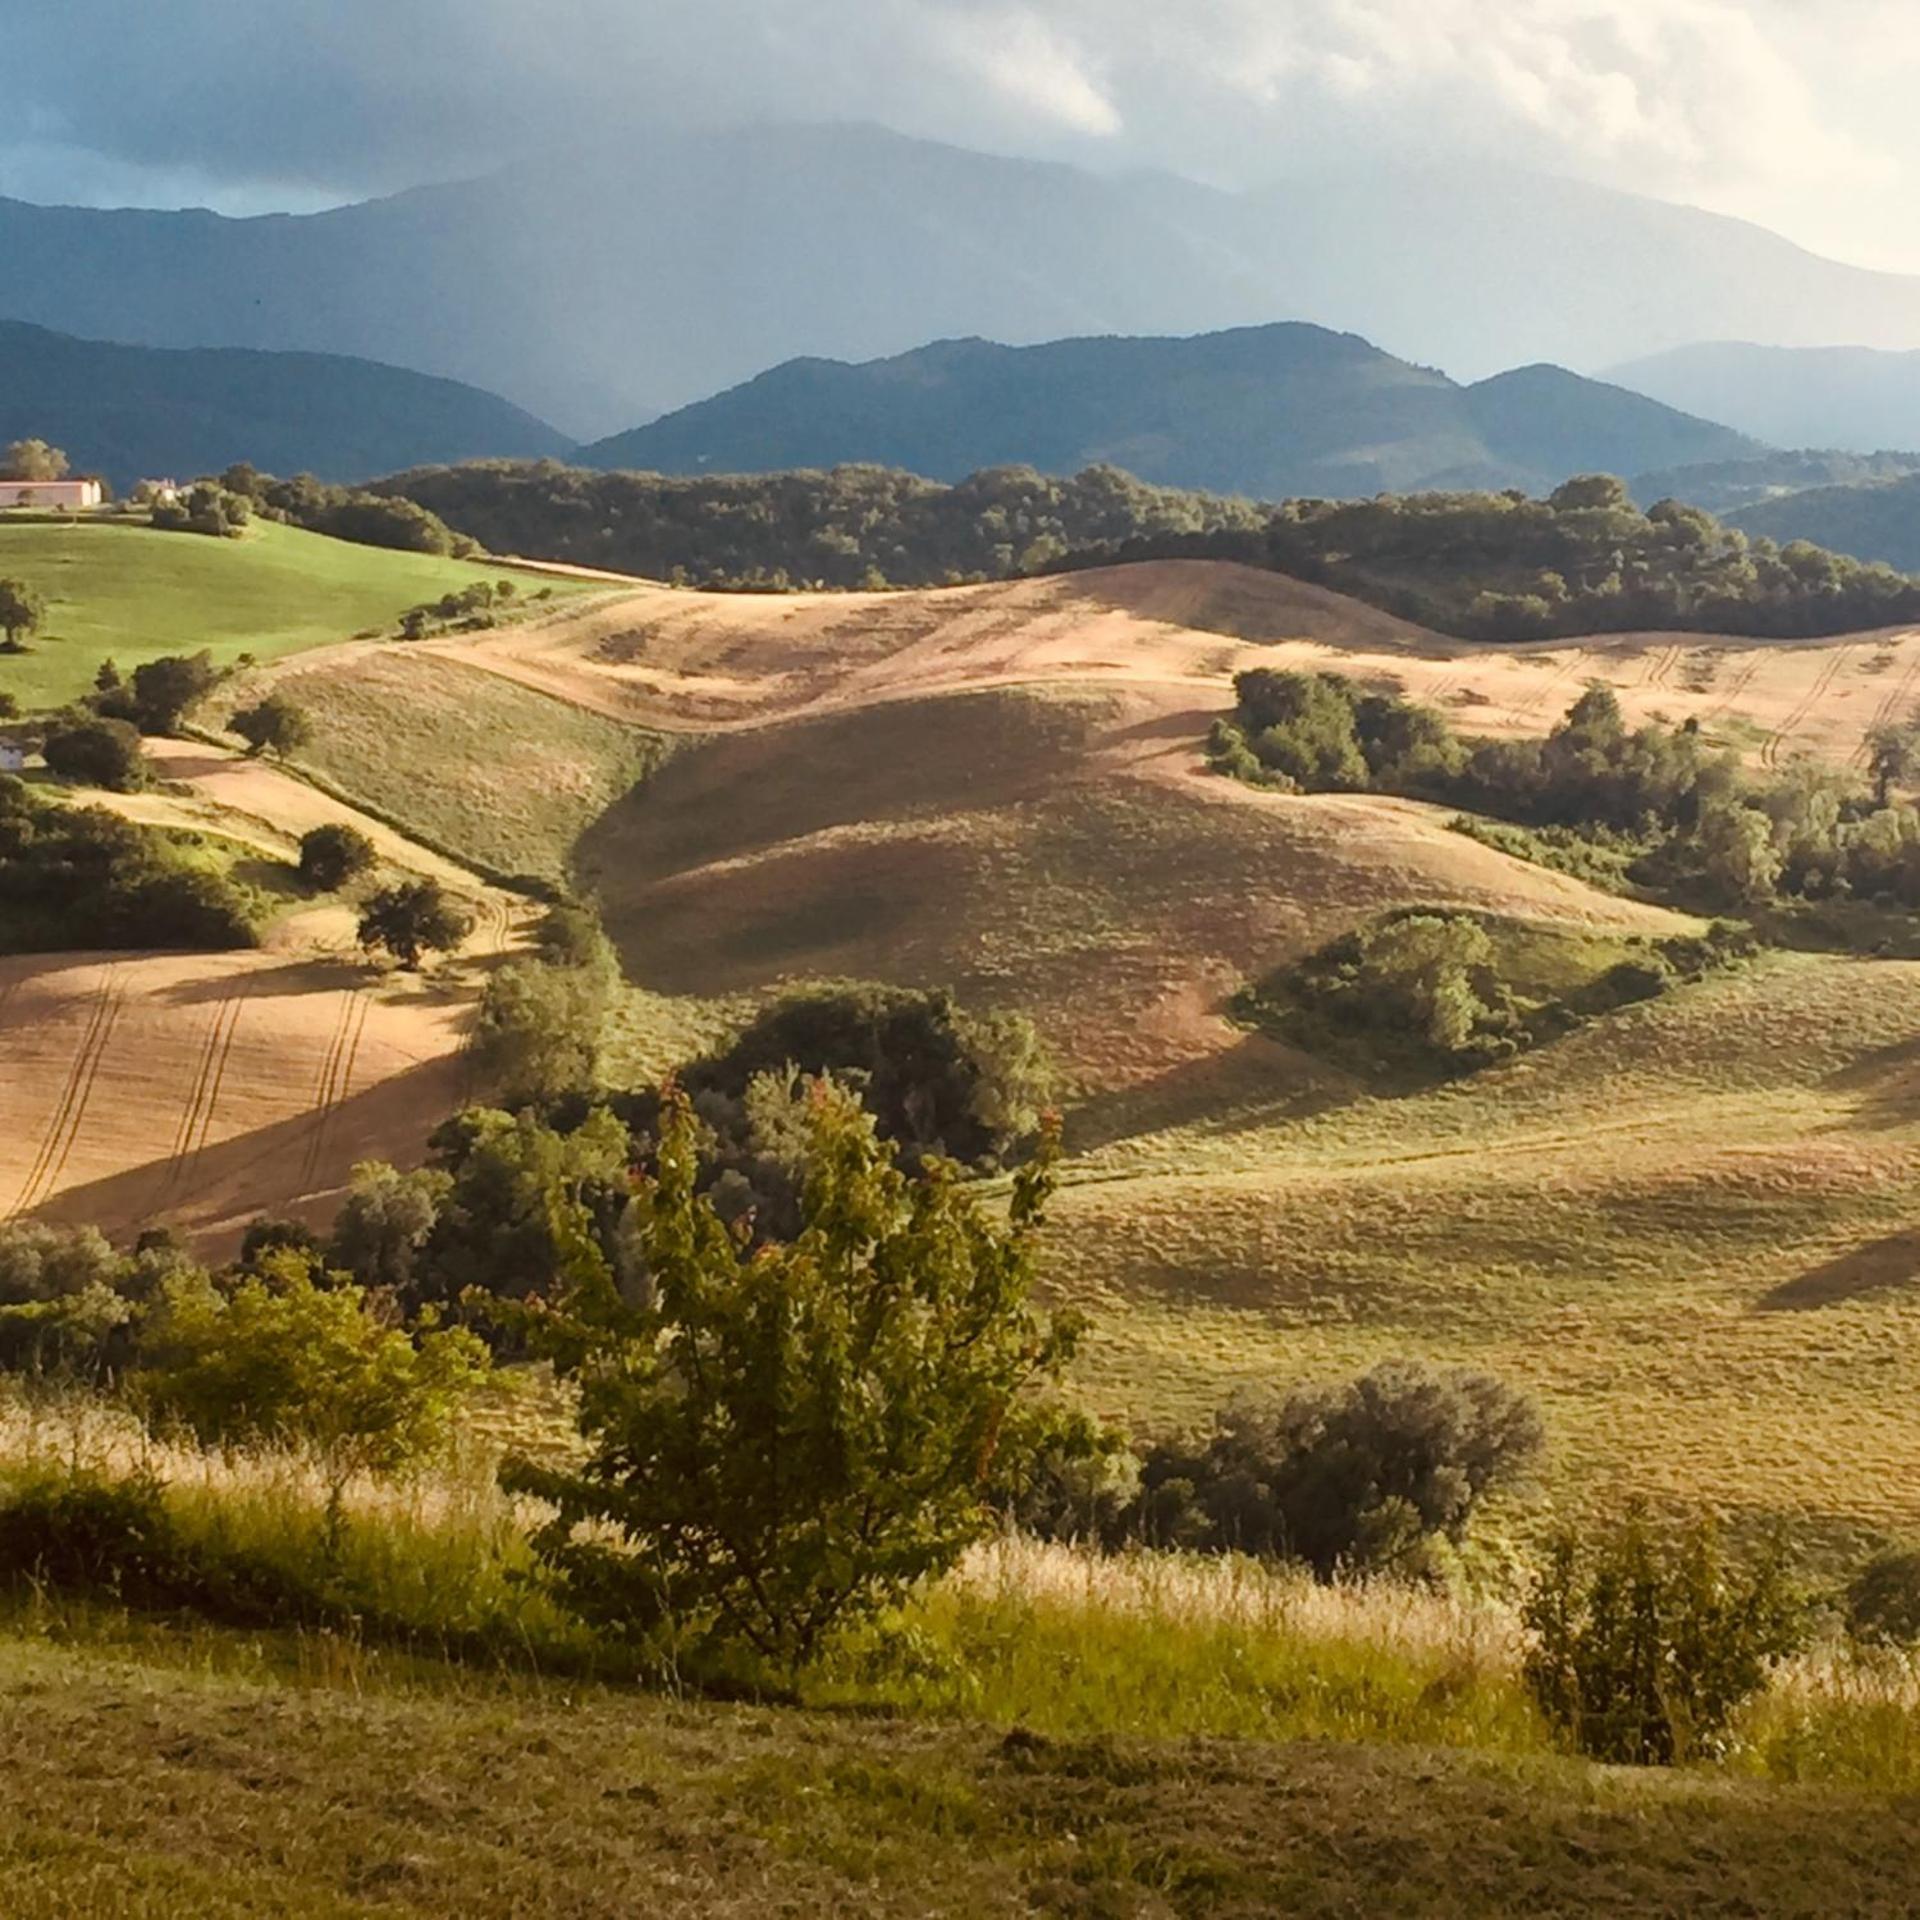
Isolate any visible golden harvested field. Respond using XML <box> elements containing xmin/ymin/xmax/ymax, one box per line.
<box><xmin>0</xmin><ymin>951</ymin><xmax>476</xmax><ymax>1252</ymax></box>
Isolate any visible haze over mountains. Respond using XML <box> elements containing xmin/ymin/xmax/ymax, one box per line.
<box><xmin>583</xmin><ymin>325</ymin><xmax>1757</xmax><ymax>499</ymax></box>
<box><xmin>0</xmin><ymin>322</ymin><xmax>565</xmax><ymax>485</ymax></box>
<box><xmin>12</xmin><ymin>123</ymin><xmax>1920</xmax><ymax>437</ymax></box>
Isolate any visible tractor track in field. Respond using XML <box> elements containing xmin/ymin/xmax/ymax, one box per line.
<box><xmin>146</xmin><ymin>985</ymin><xmax>254</xmax><ymax>1213</ymax></box>
<box><xmin>1762</xmin><ymin>646</ymin><xmax>1853</xmax><ymax>770</ymax></box>
<box><xmin>301</xmin><ymin>990</ymin><xmax>373</xmax><ymax>1189</ymax></box>
<box><xmin>9</xmin><ymin>968</ymin><xmax>125</xmax><ymax>1219</ymax></box>
<box><xmin>1857</xmin><ymin>643</ymin><xmax>1920</xmax><ymax>767</ymax></box>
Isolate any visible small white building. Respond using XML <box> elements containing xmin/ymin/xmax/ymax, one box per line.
<box><xmin>0</xmin><ymin>746</ymin><xmax>26</xmax><ymax>773</ymax></box>
<box><xmin>5</xmin><ymin>478</ymin><xmax>103</xmax><ymax>510</ymax></box>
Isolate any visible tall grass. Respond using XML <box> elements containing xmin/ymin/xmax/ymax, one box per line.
<box><xmin>9</xmin><ymin>1389</ymin><xmax>1920</xmax><ymax>1788</ymax></box>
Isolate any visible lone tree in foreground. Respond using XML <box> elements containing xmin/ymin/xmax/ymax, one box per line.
<box><xmin>357</xmin><ymin>879</ymin><xmax>472</xmax><ymax>969</ymax></box>
<box><xmin>506</xmin><ymin>1081</ymin><xmax>1077</xmax><ymax>1675</ymax></box>
<box><xmin>0</xmin><ymin>578</ymin><xmax>44</xmax><ymax>651</ymax></box>
<box><xmin>297</xmin><ymin>822</ymin><xmax>377</xmax><ymax>892</ymax></box>
<box><xmin>229</xmin><ymin>692</ymin><xmax>312</xmax><ymax>759</ymax></box>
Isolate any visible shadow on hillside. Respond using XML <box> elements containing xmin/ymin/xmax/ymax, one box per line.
<box><xmin>1760</xmin><ymin>1232</ymin><xmax>1920</xmax><ymax>1312</ymax></box>
<box><xmin>1066</xmin><ymin>1031</ymin><xmax>1349</xmax><ymax>1155</ymax></box>
<box><xmin>31</xmin><ymin>1055</ymin><xmax>471</xmax><ymax>1259</ymax></box>
<box><xmin>1826</xmin><ymin>1034</ymin><xmax>1920</xmax><ymax>1132</ymax></box>
<box><xmin>155</xmin><ymin>956</ymin><xmax>369</xmax><ymax>1005</ymax></box>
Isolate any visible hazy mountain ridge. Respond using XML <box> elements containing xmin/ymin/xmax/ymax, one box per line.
<box><xmin>1610</xmin><ymin>342</ymin><xmax>1920</xmax><ymax>453</ymax></box>
<box><xmin>579</xmin><ymin>325</ymin><xmax>1757</xmax><ymax>498</ymax></box>
<box><xmin>0</xmin><ymin>321</ymin><xmax>566</xmax><ymax>484</ymax></box>
<box><xmin>10</xmin><ymin>124</ymin><xmax>1920</xmax><ymax>434</ymax></box>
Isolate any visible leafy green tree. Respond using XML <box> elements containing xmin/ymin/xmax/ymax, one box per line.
<box><xmin>0</xmin><ymin>1223</ymin><xmax>131</xmax><ymax>1376</ymax></box>
<box><xmin>40</xmin><ymin>715</ymin><xmax>147</xmax><ymax>791</ymax></box>
<box><xmin>505</xmin><ymin>1082</ymin><xmax>1077</xmax><ymax>1672</ymax></box>
<box><xmin>297</xmin><ymin>822</ymin><xmax>377</xmax><ymax>891</ymax></box>
<box><xmin>137</xmin><ymin>1254</ymin><xmax>489</xmax><ymax>1521</ymax></box>
<box><xmin>473</xmin><ymin>955</ymin><xmax>613</xmax><ymax>1104</ymax></box>
<box><xmin>326</xmin><ymin>1162</ymin><xmax>452</xmax><ymax>1298</ymax></box>
<box><xmin>357</xmin><ymin>879</ymin><xmax>472</xmax><ymax>969</ymax></box>
<box><xmin>1524</xmin><ymin>1511</ymin><xmax>1804</xmax><ymax>1765</ymax></box>
<box><xmin>0</xmin><ymin>578</ymin><xmax>45</xmax><ymax>650</ymax></box>
<box><xmin>2</xmin><ymin>440</ymin><xmax>68</xmax><ymax>482</ymax></box>
<box><xmin>1698</xmin><ymin>801</ymin><xmax>1783</xmax><ymax>906</ymax></box>
<box><xmin>229</xmin><ymin>693</ymin><xmax>312</xmax><ymax>759</ymax></box>
<box><xmin>128</xmin><ymin>651</ymin><xmax>219</xmax><ymax>734</ymax></box>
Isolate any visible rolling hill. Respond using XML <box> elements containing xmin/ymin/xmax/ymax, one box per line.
<box><xmin>10</xmin><ymin>127</ymin><xmax>1920</xmax><ymax>433</ymax></box>
<box><xmin>0</xmin><ymin>321</ymin><xmax>567</xmax><ymax>486</ymax></box>
<box><xmin>0</xmin><ymin>516</ymin><xmax>594</xmax><ymax>711</ymax></box>
<box><xmin>1729</xmin><ymin>472</ymin><xmax>1920</xmax><ymax>571</ymax></box>
<box><xmin>1611</xmin><ymin>342</ymin><xmax>1920</xmax><ymax>455</ymax></box>
<box><xmin>579</xmin><ymin>327</ymin><xmax>1757</xmax><ymax>499</ymax></box>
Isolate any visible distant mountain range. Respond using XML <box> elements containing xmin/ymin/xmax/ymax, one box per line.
<box><xmin>1610</xmin><ymin>344</ymin><xmax>1920</xmax><ymax>454</ymax></box>
<box><xmin>580</xmin><ymin>325</ymin><xmax>1757</xmax><ymax>499</ymax></box>
<box><xmin>0</xmin><ymin>322</ymin><xmax>565</xmax><ymax>486</ymax></box>
<box><xmin>1727</xmin><ymin>475</ymin><xmax>1920</xmax><ymax>574</ymax></box>
<box><xmin>10</xmin><ymin>124</ymin><xmax>1920</xmax><ymax>436</ymax></box>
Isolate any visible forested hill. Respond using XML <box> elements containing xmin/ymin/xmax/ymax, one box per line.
<box><xmin>0</xmin><ymin>322</ymin><xmax>567</xmax><ymax>486</ymax></box>
<box><xmin>577</xmin><ymin>325</ymin><xmax>1758</xmax><ymax>500</ymax></box>
<box><xmin>376</xmin><ymin>460</ymin><xmax>1920</xmax><ymax>641</ymax></box>
<box><xmin>1728</xmin><ymin>472</ymin><xmax>1920</xmax><ymax>573</ymax></box>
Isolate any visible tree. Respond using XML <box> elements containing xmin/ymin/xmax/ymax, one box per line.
<box><xmin>473</xmin><ymin>957</ymin><xmax>612</xmax><ymax>1103</ymax></box>
<box><xmin>229</xmin><ymin>693</ymin><xmax>312</xmax><ymax>759</ymax></box>
<box><xmin>2</xmin><ymin>440</ymin><xmax>69</xmax><ymax>482</ymax></box>
<box><xmin>0</xmin><ymin>1222</ymin><xmax>130</xmax><ymax>1377</ymax></box>
<box><xmin>40</xmin><ymin>715</ymin><xmax>147</xmax><ymax>791</ymax></box>
<box><xmin>1132</xmin><ymin>1365</ymin><xmax>1543</xmax><ymax>1576</ymax></box>
<box><xmin>297</xmin><ymin>823</ymin><xmax>377</xmax><ymax>892</ymax></box>
<box><xmin>1524</xmin><ymin>1512</ymin><xmax>1804</xmax><ymax>1764</ymax></box>
<box><xmin>505</xmin><ymin>1082</ymin><xmax>1077</xmax><ymax>1672</ymax></box>
<box><xmin>1698</xmin><ymin>801</ymin><xmax>1783</xmax><ymax>906</ymax></box>
<box><xmin>357</xmin><ymin>879</ymin><xmax>472</xmax><ymax>969</ymax></box>
<box><xmin>137</xmin><ymin>1254</ymin><xmax>489</xmax><ymax>1526</ymax></box>
<box><xmin>0</xmin><ymin>578</ymin><xmax>45</xmax><ymax>650</ymax></box>
<box><xmin>127</xmin><ymin>651</ymin><xmax>219</xmax><ymax>734</ymax></box>
<box><xmin>1867</xmin><ymin>725</ymin><xmax>1920</xmax><ymax>809</ymax></box>
<box><xmin>327</xmin><ymin>1162</ymin><xmax>451</xmax><ymax>1298</ymax></box>
<box><xmin>1547</xmin><ymin>474</ymin><xmax>1634</xmax><ymax>514</ymax></box>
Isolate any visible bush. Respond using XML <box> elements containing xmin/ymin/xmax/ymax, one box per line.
<box><xmin>137</xmin><ymin>1255</ymin><xmax>490</xmax><ymax>1510</ymax></box>
<box><xmin>473</xmin><ymin>955</ymin><xmax>613</xmax><ymax>1104</ymax></box>
<box><xmin>505</xmin><ymin>1083</ymin><xmax>1077</xmax><ymax>1673</ymax></box>
<box><xmin>41</xmin><ymin>715</ymin><xmax>146</xmax><ymax>790</ymax></box>
<box><xmin>1523</xmin><ymin>1512</ymin><xmax>1805</xmax><ymax>1764</ymax></box>
<box><xmin>1133</xmin><ymin>1364</ymin><xmax>1543</xmax><ymax>1577</ymax></box>
<box><xmin>1845</xmin><ymin>1546</ymin><xmax>1920</xmax><ymax>1647</ymax></box>
<box><xmin>297</xmin><ymin>822</ymin><xmax>377</xmax><ymax>891</ymax></box>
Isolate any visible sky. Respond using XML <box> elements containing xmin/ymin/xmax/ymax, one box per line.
<box><xmin>3</xmin><ymin>0</ymin><xmax>1918</xmax><ymax>271</ymax></box>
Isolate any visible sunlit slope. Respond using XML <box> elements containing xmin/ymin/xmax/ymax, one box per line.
<box><xmin>0</xmin><ymin>517</ymin><xmax>591</xmax><ymax>710</ymax></box>
<box><xmin>408</xmin><ymin>558</ymin><xmax>1920</xmax><ymax>777</ymax></box>
<box><xmin>580</xmin><ymin>682</ymin><xmax>1687</xmax><ymax>1096</ymax></box>
<box><xmin>1044</xmin><ymin>951</ymin><xmax>1920</xmax><ymax>1547</ymax></box>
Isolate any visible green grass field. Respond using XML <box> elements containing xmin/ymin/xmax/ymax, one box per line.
<box><xmin>0</xmin><ymin>518</ymin><xmax>590</xmax><ymax>710</ymax></box>
<box><xmin>226</xmin><ymin>648</ymin><xmax>669</xmax><ymax>883</ymax></box>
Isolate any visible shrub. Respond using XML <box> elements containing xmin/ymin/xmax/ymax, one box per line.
<box><xmin>126</xmin><ymin>650</ymin><xmax>220</xmax><ymax>734</ymax></box>
<box><xmin>1523</xmin><ymin>1512</ymin><xmax>1805</xmax><ymax>1764</ymax></box>
<box><xmin>40</xmin><ymin>714</ymin><xmax>146</xmax><ymax>790</ymax></box>
<box><xmin>1845</xmin><ymin>1546</ymin><xmax>1920</xmax><ymax>1647</ymax></box>
<box><xmin>1134</xmin><ymin>1364</ymin><xmax>1543</xmax><ymax>1577</ymax></box>
<box><xmin>327</xmin><ymin>1162</ymin><xmax>451</xmax><ymax>1297</ymax></box>
<box><xmin>0</xmin><ymin>1222</ymin><xmax>132</xmax><ymax>1377</ymax></box>
<box><xmin>297</xmin><ymin>822</ymin><xmax>377</xmax><ymax>891</ymax></box>
<box><xmin>473</xmin><ymin>955</ymin><xmax>613</xmax><ymax>1103</ymax></box>
<box><xmin>137</xmin><ymin>1255</ymin><xmax>490</xmax><ymax>1515</ymax></box>
<box><xmin>505</xmin><ymin>1082</ymin><xmax>1078</xmax><ymax>1673</ymax></box>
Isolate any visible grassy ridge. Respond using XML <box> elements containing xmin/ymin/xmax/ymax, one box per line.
<box><xmin>0</xmin><ymin>519</ymin><xmax>590</xmax><ymax>710</ymax></box>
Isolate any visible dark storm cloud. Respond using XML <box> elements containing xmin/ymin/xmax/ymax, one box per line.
<box><xmin>0</xmin><ymin>1</ymin><xmax>1909</xmax><ymax>264</ymax></box>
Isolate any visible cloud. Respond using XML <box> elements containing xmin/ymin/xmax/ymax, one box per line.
<box><xmin>0</xmin><ymin>0</ymin><xmax>1911</xmax><ymax>262</ymax></box>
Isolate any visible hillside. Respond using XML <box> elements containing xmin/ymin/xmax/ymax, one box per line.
<box><xmin>580</xmin><ymin>327</ymin><xmax>1756</xmax><ymax>499</ymax></box>
<box><xmin>10</xmin><ymin>128</ymin><xmax>1920</xmax><ymax>433</ymax></box>
<box><xmin>1612</xmin><ymin>341</ymin><xmax>1920</xmax><ymax>454</ymax></box>
<box><xmin>0</xmin><ymin>322</ymin><xmax>567</xmax><ymax>487</ymax></box>
<box><xmin>1629</xmin><ymin>449</ymin><xmax>1920</xmax><ymax>515</ymax></box>
<box><xmin>1730</xmin><ymin>471</ymin><xmax>1920</xmax><ymax>571</ymax></box>
<box><xmin>0</xmin><ymin>518</ymin><xmax>594</xmax><ymax>711</ymax></box>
